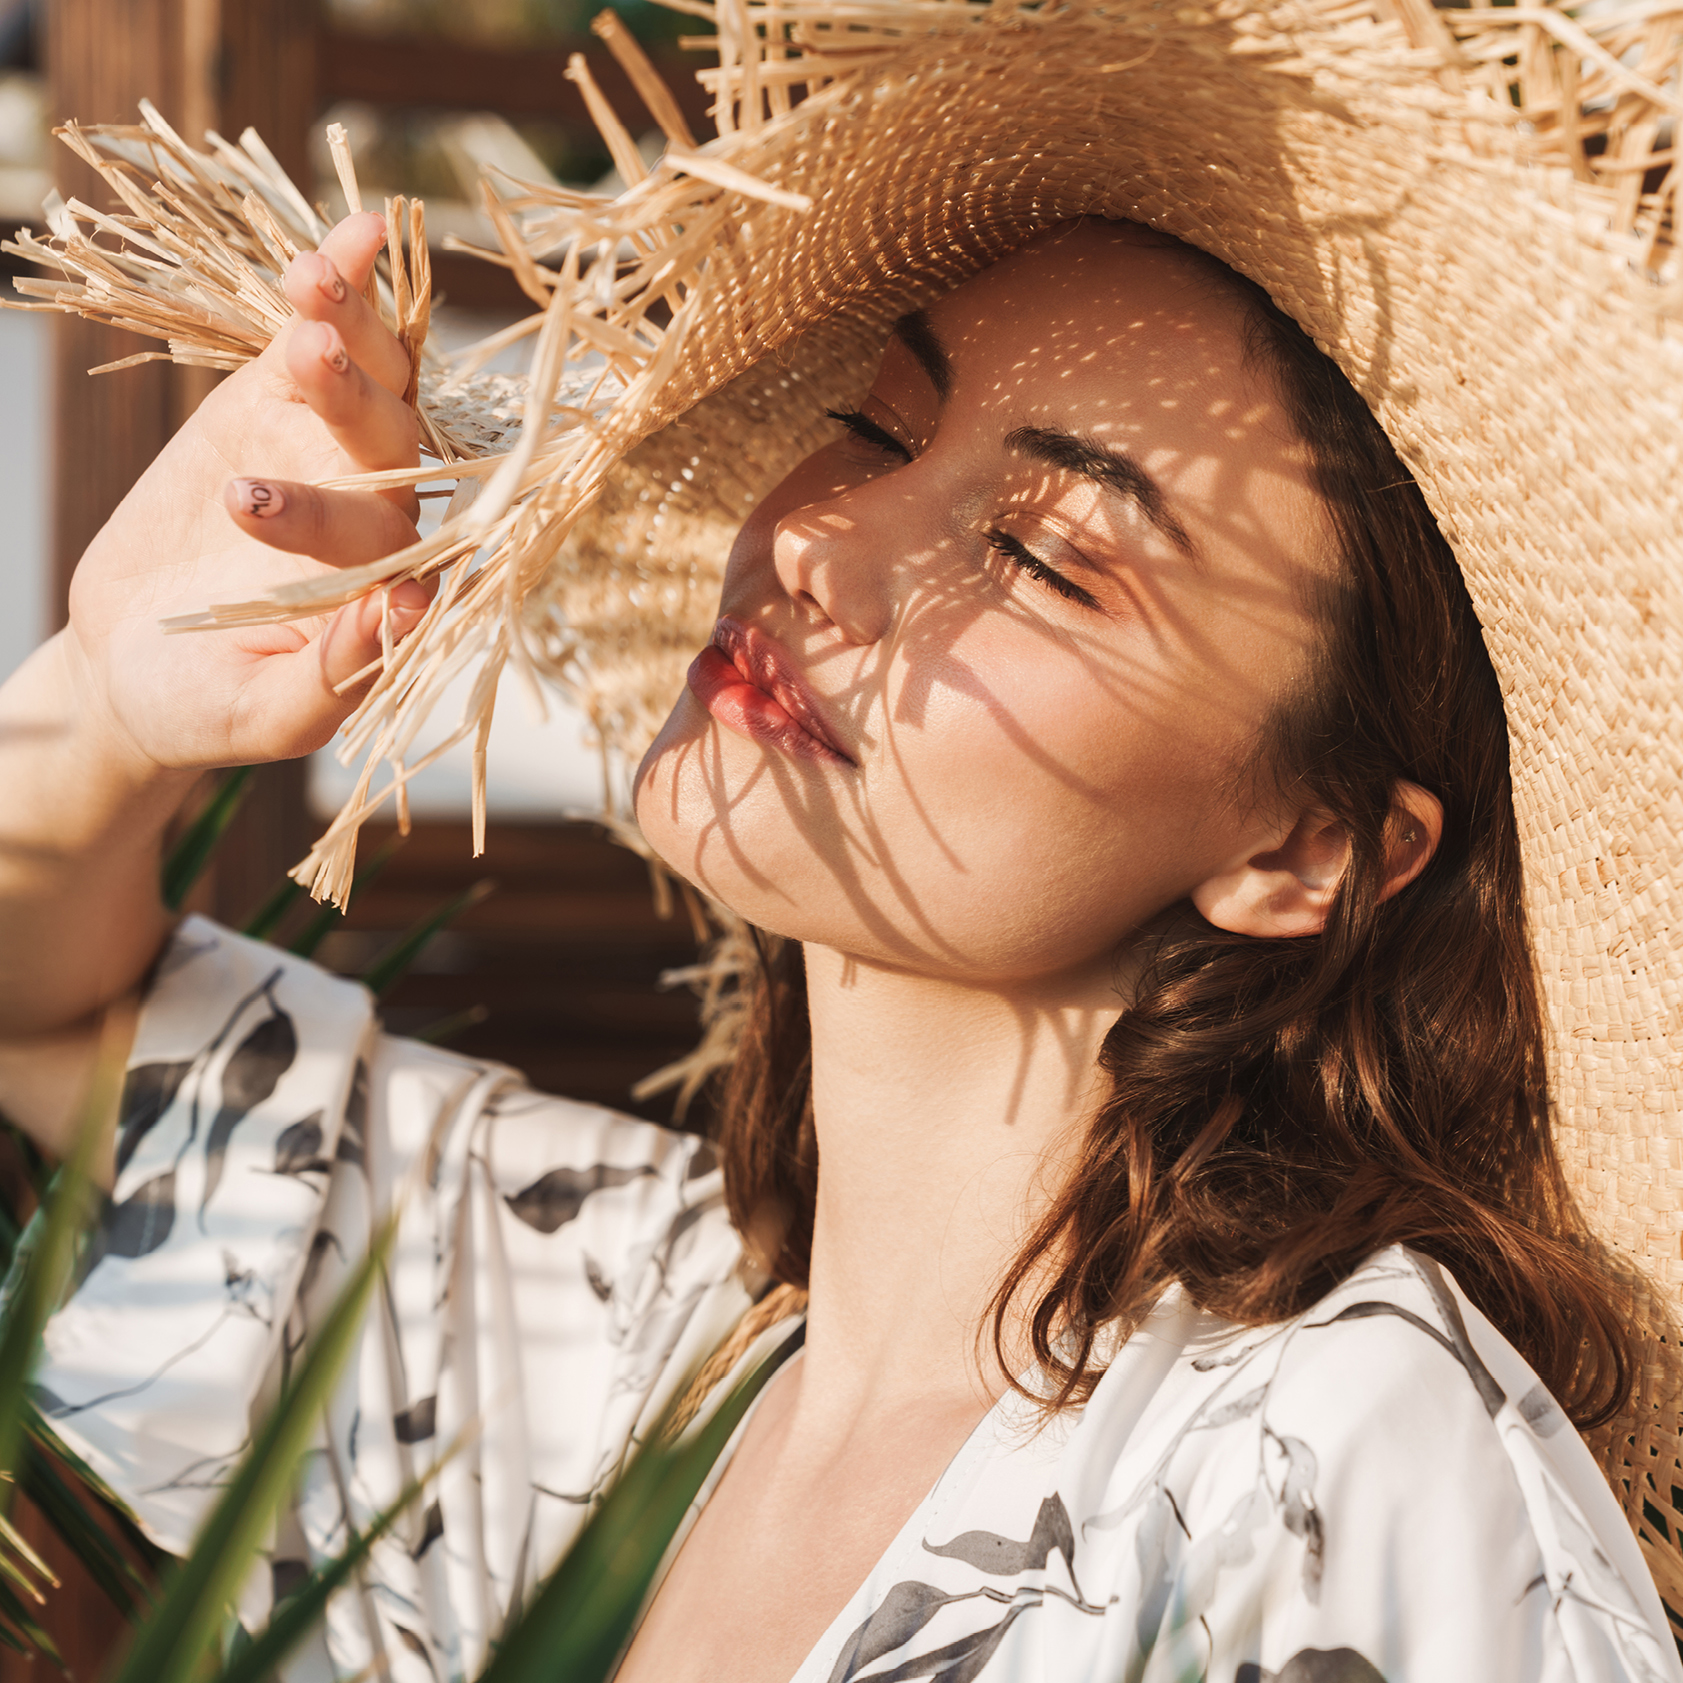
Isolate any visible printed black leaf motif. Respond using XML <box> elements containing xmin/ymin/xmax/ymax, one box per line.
<box><xmin>887</xmin><ymin>1603</ymin><xmax>1033</xmax><ymax>1683</ymax></box>
<box><xmin>827</xmin><ymin>1581</ymin><xmax>957</xmax><ymax>1683</ymax></box>
<box><xmin>76</xmin><ymin>1168</ymin><xmax>179</xmax><ymax>1288</ymax></box>
<box><xmin>115</xmin><ymin>1059</ymin><xmax>194</xmax><ymax>1176</ymax></box>
<box><xmin>583</xmin><ymin>1255</ymin><xmax>613</xmax><ymax>1302</ymax></box>
<box><xmin>502</xmin><ymin>1163</ymin><xmax>656</xmax><ymax>1234</ymax></box>
<box><xmin>1238</xmin><ymin>1648</ymin><xmax>1388</xmax><ymax>1683</ymax></box>
<box><xmin>1517</xmin><ymin>1382</ymin><xmax>1566</xmax><ymax>1438</ymax></box>
<box><xmin>410</xmin><ymin>1500</ymin><xmax>444</xmax><ymax>1561</ymax></box>
<box><xmin>1318</xmin><ymin>1300</ymin><xmax>1507</xmax><ymax>1420</ymax></box>
<box><xmin>926</xmin><ymin>1494</ymin><xmax>1076</xmax><ymax>1582</ymax></box>
<box><xmin>272</xmin><ymin>1559</ymin><xmax>309</xmax><ymax>1602</ymax></box>
<box><xmin>337</xmin><ymin>1058</ymin><xmax>369</xmax><ymax>1169</ymax></box>
<box><xmin>1412</xmin><ymin>1256</ymin><xmax>1507</xmax><ymax>1418</ymax></box>
<box><xmin>394</xmin><ymin>1396</ymin><xmax>437</xmax><ymax>1444</ymax></box>
<box><xmin>272</xmin><ymin>1111</ymin><xmax>329</xmax><ymax>1176</ymax></box>
<box><xmin>393</xmin><ymin>1623</ymin><xmax>439</xmax><ymax>1681</ymax></box>
<box><xmin>1271</xmin><ymin>1434</ymin><xmax>1325</xmax><ymax>1603</ymax></box>
<box><xmin>199</xmin><ymin>1006</ymin><xmax>297</xmax><ymax>1228</ymax></box>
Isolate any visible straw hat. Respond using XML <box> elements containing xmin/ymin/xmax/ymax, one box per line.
<box><xmin>9</xmin><ymin>0</ymin><xmax>1681</xmax><ymax>1617</ymax></box>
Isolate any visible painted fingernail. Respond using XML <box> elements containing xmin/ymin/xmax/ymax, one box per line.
<box><xmin>233</xmin><ymin>478</ymin><xmax>285</xmax><ymax>519</ymax></box>
<box><xmin>323</xmin><ymin>334</ymin><xmax>349</xmax><ymax>374</ymax></box>
<box><xmin>317</xmin><ymin>258</ymin><xmax>347</xmax><ymax>304</ymax></box>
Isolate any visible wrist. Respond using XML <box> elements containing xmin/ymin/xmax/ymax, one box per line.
<box><xmin>3</xmin><ymin>632</ymin><xmax>198</xmax><ymax>857</ymax></box>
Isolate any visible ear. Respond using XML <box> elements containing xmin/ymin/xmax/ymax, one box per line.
<box><xmin>1192</xmin><ymin>781</ymin><xmax>1444</xmax><ymax>939</ymax></box>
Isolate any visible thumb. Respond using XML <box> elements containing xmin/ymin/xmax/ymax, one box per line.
<box><xmin>233</xmin><ymin>582</ymin><xmax>432</xmax><ymax>760</ymax></box>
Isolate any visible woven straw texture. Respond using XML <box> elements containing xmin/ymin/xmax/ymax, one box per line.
<box><xmin>6</xmin><ymin>0</ymin><xmax>1680</xmax><ymax>1616</ymax></box>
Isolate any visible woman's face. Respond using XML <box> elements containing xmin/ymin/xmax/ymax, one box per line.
<box><xmin>634</xmin><ymin>222</ymin><xmax>1333</xmax><ymax>998</ymax></box>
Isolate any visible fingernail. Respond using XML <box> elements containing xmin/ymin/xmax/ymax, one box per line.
<box><xmin>322</xmin><ymin>333</ymin><xmax>349</xmax><ymax>374</ymax></box>
<box><xmin>233</xmin><ymin>478</ymin><xmax>284</xmax><ymax>519</ymax></box>
<box><xmin>317</xmin><ymin>257</ymin><xmax>346</xmax><ymax>304</ymax></box>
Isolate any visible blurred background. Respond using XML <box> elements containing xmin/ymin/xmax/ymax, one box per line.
<box><xmin>0</xmin><ymin>0</ymin><xmax>720</xmax><ymax>1169</ymax></box>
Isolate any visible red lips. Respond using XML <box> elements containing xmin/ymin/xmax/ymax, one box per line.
<box><xmin>686</xmin><ymin>616</ymin><xmax>854</xmax><ymax>766</ymax></box>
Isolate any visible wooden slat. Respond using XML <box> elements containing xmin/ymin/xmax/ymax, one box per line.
<box><xmin>316</xmin><ymin>820</ymin><xmax>712</xmax><ymax>1125</ymax></box>
<box><xmin>317</xmin><ymin>26</ymin><xmax>714</xmax><ymax>135</ymax></box>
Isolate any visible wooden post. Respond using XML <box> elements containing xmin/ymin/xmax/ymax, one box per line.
<box><xmin>47</xmin><ymin>0</ymin><xmax>316</xmax><ymax>932</ymax></box>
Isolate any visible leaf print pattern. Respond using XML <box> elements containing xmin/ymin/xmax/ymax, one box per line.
<box><xmin>502</xmin><ymin>1162</ymin><xmax>656</xmax><ymax>1233</ymax></box>
<box><xmin>114</xmin><ymin>1059</ymin><xmax>193</xmax><ymax>1176</ymax></box>
<box><xmin>393</xmin><ymin>1397</ymin><xmax>436</xmax><ymax>1444</ymax></box>
<box><xmin>1238</xmin><ymin>1651</ymin><xmax>1387</xmax><ymax>1683</ymax></box>
<box><xmin>199</xmin><ymin>999</ymin><xmax>298</xmax><ymax>1226</ymax></box>
<box><xmin>28</xmin><ymin>920</ymin><xmax>1683</xmax><ymax>1683</ymax></box>
<box><xmin>76</xmin><ymin>1169</ymin><xmax>178</xmax><ymax>1286</ymax></box>
<box><xmin>928</xmin><ymin>1496</ymin><xmax>1083</xmax><ymax>1591</ymax></box>
<box><xmin>270</xmin><ymin>1112</ymin><xmax>330</xmax><ymax>1177</ymax></box>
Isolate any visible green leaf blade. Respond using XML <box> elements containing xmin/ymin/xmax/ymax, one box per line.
<box><xmin>161</xmin><ymin>769</ymin><xmax>253</xmax><ymax>912</ymax></box>
<box><xmin>105</xmin><ymin>1217</ymin><xmax>396</xmax><ymax>1683</ymax></box>
<box><xmin>478</xmin><ymin>1334</ymin><xmax>794</xmax><ymax>1683</ymax></box>
<box><xmin>359</xmin><ymin>879</ymin><xmax>494</xmax><ymax>1001</ymax></box>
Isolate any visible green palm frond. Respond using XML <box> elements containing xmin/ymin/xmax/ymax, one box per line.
<box><xmin>0</xmin><ymin>1015</ymin><xmax>128</xmax><ymax>1662</ymax></box>
<box><xmin>161</xmin><ymin>769</ymin><xmax>253</xmax><ymax>912</ymax></box>
<box><xmin>359</xmin><ymin>878</ymin><xmax>495</xmax><ymax>1000</ymax></box>
<box><xmin>478</xmin><ymin>1339</ymin><xmax>791</xmax><ymax>1683</ymax></box>
<box><xmin>105</xmin><ymin>1217</ymin><xmax>398</xmax><ymax>1683</ymax></box>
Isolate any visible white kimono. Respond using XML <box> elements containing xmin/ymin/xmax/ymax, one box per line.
<box><xmin>34</xmin><ymin>919</ymin><xmax>1683</xmax><ymax>1683</ymax></box>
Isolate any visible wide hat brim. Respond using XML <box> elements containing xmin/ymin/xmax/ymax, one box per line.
<box><xmin>539</xmin><ymin>0</ymin><xmax>1683</xmax><ymax>1594</ymax></box>
<box><xmin>18</xmin><ymin>0</ymin><xmax>1682</xmax><ymax>1607</ymax></box>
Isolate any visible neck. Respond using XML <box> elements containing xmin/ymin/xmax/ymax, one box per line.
<box><xmin>795</xmin><ymin>944</ymin><xmax>1120</xmax><ymax>1419</ymax></box>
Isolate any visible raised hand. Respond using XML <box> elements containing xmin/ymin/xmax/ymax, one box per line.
<box><xmin>0</xmin><ymin>211</ymin><xmax>429</xmax><ymax>1091</ymax></box>
<box><xmin>68</xmin><ymin>210</ymin><xmax>427</xmax><ymax>772</ymax></box>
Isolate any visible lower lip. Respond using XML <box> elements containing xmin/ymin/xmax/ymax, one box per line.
<box><xmin>686</xmin><ymin>645</ymin><xmax>849</xmax><ymax>765</ymax></box>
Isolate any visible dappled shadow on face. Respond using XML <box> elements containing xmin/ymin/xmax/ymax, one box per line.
<box><xmin>638</xmin><ymin>224</ymin><xmax>1331</xmax><ymax>1026</ymax></box>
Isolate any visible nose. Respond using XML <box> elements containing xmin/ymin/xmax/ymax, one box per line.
<box><xmin>770</xmin><ymin>482</ymin><xmax>902</xmax><ymax>647</ymax></box>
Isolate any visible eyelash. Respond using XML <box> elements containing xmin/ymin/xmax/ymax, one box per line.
<box><xmin>984</xmin><ymin>530</ymin><xmax>1100</xmax><ymax>610</ymax></box>
<box><xmin>825</xmin><ymin>408</ymin><xmax>1100</xmax><ymax>612</ymax></box>
<box><xmin>825</xmin><ymin>408</ymin><xmax>910</xmax><ymax>461</ymax></box>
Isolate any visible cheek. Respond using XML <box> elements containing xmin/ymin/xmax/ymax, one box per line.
<box><xmin>841</xmin><ymin>623</ymin><xmax>1251</xmax><ymax>972</ymax></box>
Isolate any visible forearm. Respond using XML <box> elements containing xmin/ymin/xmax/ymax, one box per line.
<box><xmin>0</xmin><ymin>631</ymin><xmax>196</xmax><ymax>1038</ymax></box>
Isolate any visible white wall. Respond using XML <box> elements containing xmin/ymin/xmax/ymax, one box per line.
<box><xmin>0</xmin><ymin>301</ymin><xmax>47</xmax><ymax>682</ymax></box>
<box><xmin>0</xmin><ymin>296</ymin><xmax>614</xmax><ymax>820</ymax></box>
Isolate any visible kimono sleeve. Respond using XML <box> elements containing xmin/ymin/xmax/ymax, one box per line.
<box><xmin>35</xmin><ymin>915</ymin><xmax>378</xmax><ymax>1553</ymax></box>
<box><xmin>34</xmin><ymin>916</ymin><xmax>753</xmax><ymax>1683</ymax></box>
<box><xmin>1121</xmin><ymin>1253</ymin><xmax>1681</xmax><ymax>1683</ymax></box>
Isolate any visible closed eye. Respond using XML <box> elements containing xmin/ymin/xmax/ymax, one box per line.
<box><xmin>826</xmin><ymin>408</ymin><xmax>912</xmax><ymax>462</ymax></box>
<box><xmin>985</xmin><ymin>529</ymin><xmax>1101</xmax><ymax>611</ymax></box>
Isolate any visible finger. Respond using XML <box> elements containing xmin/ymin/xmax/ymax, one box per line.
<box><xmin>224</xmin><ymin>477</ymin><xmax>420</xmax><ymax>567</ymax></box>
<box><xmin>316</xmin><ymin>211</ymin><xmax>387</xmax><ymax>289</ymax></box>
<box><xmin>285</xmin><ymin>245</ymin><xmax>411</xmax><ymax>398</ymax></box>
<box><xmin>286</xmin><ymin>319</ymin><xmax>420</xmax><ymax>490</ymax></box>
<box><xmin>239</xmin><ymin>582</ymin><xmax>434</xmax><ymax>757</ymax></box>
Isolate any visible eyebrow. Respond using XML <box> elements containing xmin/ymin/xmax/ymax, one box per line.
<box><xmin>892</xmin><ymin>310</ymin><xmax>952</xmax><ymax>402</ymax></box>
<box><xmin>1004</xmin><ymin>425</ymin><xmax>1200</xmax><ymax>561</ymax></box>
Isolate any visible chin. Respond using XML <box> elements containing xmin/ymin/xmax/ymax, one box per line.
<box><xmin>631</xmin><ymin>695</ymin><xmax>849</xmax><ymax>947</ymax></box>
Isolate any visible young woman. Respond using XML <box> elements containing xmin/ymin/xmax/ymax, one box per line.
<box><xmin>0</xmin><ymin>202</ymin><xmax>1673</xmax><ymax>1681</ymax></box>
<box><xmin>0</xmin><ymin>0</ymin><xmax>1676</xmax><ymax>1642</ymax></box>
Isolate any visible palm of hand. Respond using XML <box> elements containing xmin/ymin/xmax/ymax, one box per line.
<box><xmin>65</xmin><ymin>213</ymin><xmax>426</xmax><ymax>774</ymax></box>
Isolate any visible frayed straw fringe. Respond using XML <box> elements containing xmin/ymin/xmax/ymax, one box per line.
<box><xmin>1</xmin><ymin>40</ymin><xmax>824</xmax><ymax>904</ymax></box>
<box><xmin>5</xmin><ymin>0</ymin><xmax>1677</xmax><ymax>906</ymax></box>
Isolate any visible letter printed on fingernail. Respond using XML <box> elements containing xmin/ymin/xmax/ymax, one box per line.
<box><xmin>325</xmin><ymin>339</ymin><xmax>349</xmax><ymax>373</ymax></box>
<box><xmin>318</xmin><ymin>260</ymin><xmax>347</xmax><ymax>304</ymax></box>
<box><xmin>235</xmin><ymin>478</ymin><xmax>285</xmax><ymax>519</ymax></box>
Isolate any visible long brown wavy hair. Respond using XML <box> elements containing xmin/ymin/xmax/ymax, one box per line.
<box><xmin>700</xmin><ymin>242</ymin><xmax>1635</xmax><ymax>1431</ymax></box>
